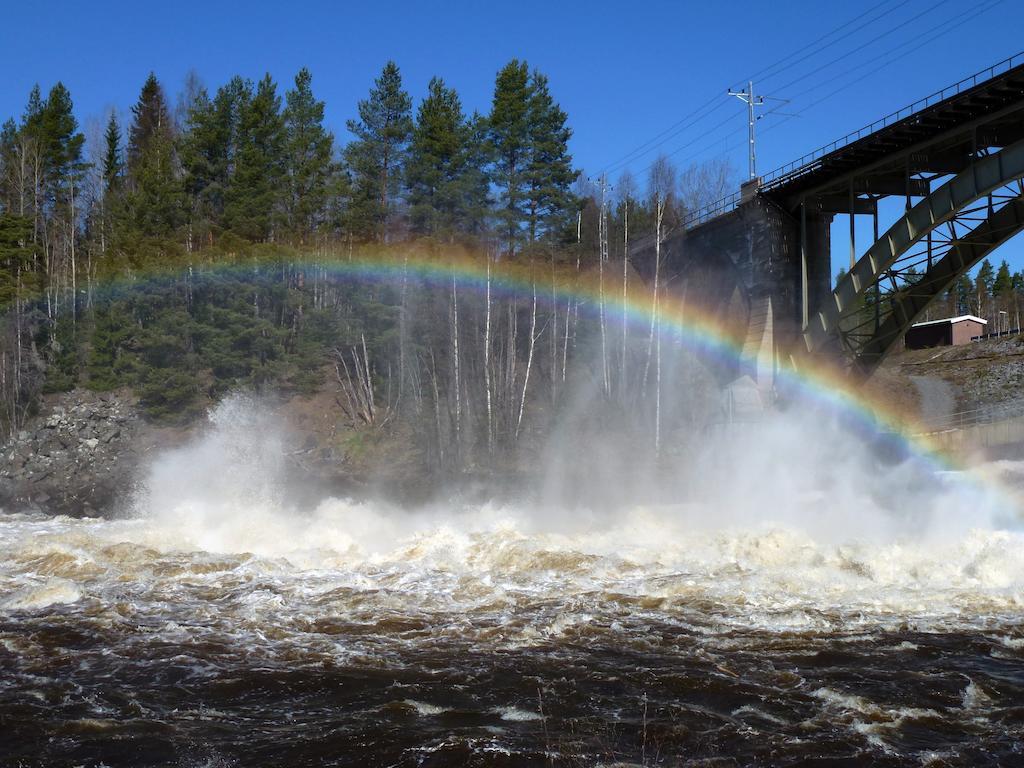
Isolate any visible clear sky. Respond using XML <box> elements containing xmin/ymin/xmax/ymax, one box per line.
<box><xmin>2</xmin><ymin>0</ymin><xmax>1022</xmax><ymax>273</ymax></box>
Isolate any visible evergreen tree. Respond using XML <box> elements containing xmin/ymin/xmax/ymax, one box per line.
<box><xmin>462</xmin><ymin>113</ymin><xmax>492</xmax><ymax>236</ymax></box>
<box><xmin>487</xmin><ymin>60</ymin><xmax>531</xmax><ymax>256</ymax></box>
<box><xmin>1012</xmin><ymin>270</ymin><xmax>1024</xmax><ymax>295</ymax></box>
<box><xmin>125</xmin><ymin>73</ymin><xmax>182</xmax><ymax>239</ymax></box>
<box><xmin>22</xmin><ymin>86</ymin><xmax>44</xmax><ymax>134</ymax></box>
<box><xmin>406</xmin><ymin>77</ymin><xmax>488</xmax><ymax>239</ymax></box>
<box><xmin>128</xmin><ymin>75</ymin><xmax>172</xmax><ymax>169</ymax></box>
<box><xmin>344</xmin><ymin>61</ymin><xmax>412</xmax><ymax>241</ymax></box>
<box><xmin>180</xmin><ymin>76</ymin><xmax>248</xmax><ymax>245</ymax></box>
<box><xmin>0</xmin><ymin>214</ymin><xmax>33</xmax><ymax>308</ymax></box>
<box><xmin>283</xmin><ymin>68</ymin><xmax>333</xmax><ymax>242</ymax></box>
<box><xmin>18</xmin><ymin>86</ymin><xmax>46</xmax><ymax>242</ymax></box>
<box><xmin>38</xmin><ymin>84</ymin><xmax>86</xmax><ymax>217</ymax></box>
<box><xmin>98</xmin><ymin>111</ymin><xmax>123</xmax><ymax>255</ymax></box>
<box><xmin>994</xmin><ymin>259</ymin><xmax>1013</xmax><ymax>297</ymax></box>
<box><xmin>954</xmin><ymin>274</ymin><xmax>974</xmax><ymax>315</ymax></box>
<box><xmin>179</xmin><ymin>87</ymin><xmax>218</xmax><ymax>244</ymax></box>
<box><xmin>524</xmin><ymin>71</ymin><xmax>576</xmax><ymax>244</ymax></box>
<box><xmin>976</xmin><ymin>258</ymin><xmax>995</xmax><ymax>318</ymax></box>
<box><xmin>225</xmin><ymin>74</ymin><xmax>285</xmax><ymax>241</ymax></box>
<box><xmin>0</xmin><ymin>118</ymin><xmax>19</xmax><ymax>214</ymax></box>
<box><xmin>102</xmin><ymin>112</ymin><xmax>122</xmax><ymax>192</ymax></box>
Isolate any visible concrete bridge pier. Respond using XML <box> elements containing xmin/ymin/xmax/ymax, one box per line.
<box><xmin>634</xmin><ymin>180</ymin><xmax>835</xmax><ymax>405</ymax></box>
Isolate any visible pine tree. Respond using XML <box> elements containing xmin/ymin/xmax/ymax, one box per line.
<box><xmin>524</xmin><ymin>71</ymin><xmax>576</xmax><ymax>245</ymax></box>
<box><xmin>20</xmin><ymin>86</ymin><xmax>46</xmax><ymax>242</ymax></box>
<box><xmin>283</xmin><ymin>67</ymin><xmax>334</xmax><ymax>242</ymax></box>
<box><xmin>22</xmin><ymin>86</ymin><xmax>44</xmax><ymax>133</ymax></box>
<box><xmin>179</xmin><ymin>87</ymin><xmax>217</xmax><ymax>245</ymax></box>
<box><xmin>406</xmin><ymin>77</ymin><xmax>488</xmax><ymax>240</ymax></box>
<box><xmin>39</xmin><ymin>83</ymin><xmax>86</xmax><ymax>301</ymax></box>
<box><xmin>102</xmin><ymin>113</ymin><xmax>122</xmax><ymax>192</ymax></box>
<box><xmin>39</xmin><ymin>83</ymin><xmax>86</xmax><ymax>203</ymax></box>
<box><xmin>994</xmin><ymin>259</ymin><xmax>1013</xmax><ymax>297</ymax></box>
<box><xmin>225</xmin><ymin>74</ymin><xmax>285</xmax><ymax>241</ymax></box>
<box><xmin>462</xmin><ymin>113</ymin><xmax>492</xmax><ymax>236</ymax></box>
<box><xmin>128</xmin><ymin>74</ymin><xmax>173</xmax><ymax>170</ymax></box>
<box><xmin>1013</xmin><ymin>270</ymin><xmax>1024</xmax><ymax>295</ymax></box>
<box><xmin>344</xmin><ymin>61</ymin><xmax>412</xmax><ymax>242</ymax></box>
<box><xmin>976</xmin><ymin>258</ymin><xmax>995</xmax><ymax>319</ymax></box>
<box><xmin>487</xmin><ymin>60</ymin><xmax>531</xmax><ymax>256</ymax></box>
<box><xmin>125</xmin><ymin>73</ymin><xmax>182</xmax><ymax>240</ymax></box>
<box><xmin>0</xmin><ymin>119</ymin><xmax>19</xmax><ymax>215</ymax></box>
<box><xmin>97</xmin><ymin>111</ymin><xmax>123</xmax><ymax>256</ymax></box>
<box><xmin>954</xmin><ymin>274</ymin><xmax>974</xmax><ymax>315</ymax></box>
<box><xmin>0</xmin><ymin>214</ymin><xmax>33</xmax><ymax>308</ymax></box>
<box><xmin>180</xmin><ymin>76</ymin><xmax>248</xmax><ymax>245</ymax></box>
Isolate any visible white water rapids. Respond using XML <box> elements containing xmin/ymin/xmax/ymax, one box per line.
<box><xmin>2</xmin><ymin>395</ymin><xmax>1023</xmax><ymax>634</ymax></box>
<box><xmin>3</xmin><ymin>395</ymin><xmax>1024</xmax><ymax>766</ymax></box>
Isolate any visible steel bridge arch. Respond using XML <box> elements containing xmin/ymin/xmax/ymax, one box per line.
<box><xmin>804</xmin><ymin>138</ymin><xmax>1024</xmax><ymax>380</ymax></box>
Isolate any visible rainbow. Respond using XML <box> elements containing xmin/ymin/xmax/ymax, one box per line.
<box><xmin>35</xmin><ymin>244</ymin><xmax>1024</xmax><ymax>508</ymax></box>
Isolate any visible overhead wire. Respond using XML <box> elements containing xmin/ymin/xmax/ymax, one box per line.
<box><xmin>737</xmin><ymin>0</ymin><xmax>911</xmax><ymax>89</ymax></box>
<box><xmin>766</xmin><ymin>0</ymin><xmax>952</xmax><ymax>95</ymax></box>
<box><xmin>649</xmin><ymin>0</ymin><xmax>1008</xmax><ymax>187</ymax></box>
<box><xmin>760</xmin><ymin>0</ymin><xmax>1010</xmax><ymax>149</ymax></box>
<box><xmin>597</xmin><ymin>0</ymin><xmax>915</xmax><ymax>176</ymax></box>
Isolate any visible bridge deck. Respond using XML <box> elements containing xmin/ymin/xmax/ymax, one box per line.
<box><xmin>683</xmin><ymin>52</ymin><xmax>1024</xmax><ymax>226</ymax></box>
<box><xmin>762</xmin><ymin>53</ymin><xmax>1024</xmax><ymax>207</ymax></box>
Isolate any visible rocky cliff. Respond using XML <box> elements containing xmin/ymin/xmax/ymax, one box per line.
<box><xmin>0</xmin><ymin>392</ymin><xmax>150</xmax><ymax>516</ymax></box>
<box><xmin>0</xmin><ymin>386</ymin><xmax>447</xmax><ymax>518</ymax></box>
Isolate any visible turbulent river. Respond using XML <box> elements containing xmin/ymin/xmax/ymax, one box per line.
<box><xmin>2</xmin><ymin>398</ymin><xmax>1024</xmax><ymax>767</ymax></box>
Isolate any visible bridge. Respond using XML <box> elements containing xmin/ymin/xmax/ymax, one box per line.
<box><xmin>632</xmin><ymin>53</ymin><xmax>1024</xmax><ymax>393</ymax></box>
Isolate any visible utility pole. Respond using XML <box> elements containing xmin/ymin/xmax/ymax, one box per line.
<box><xmin>728</xmin><ymin>81</ymin><xmax>765</xmax><ymax>181</ymax></box>
<box><xmin>598</xmin><ymin>173</ymin><xmax>610</xmax><ymax>397</ymax></box>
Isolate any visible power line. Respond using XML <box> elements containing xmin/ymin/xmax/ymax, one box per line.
<box><xmin>601</xmin><ymin>101</ymin><xmax>729</xmax><ymax>177</ymax></box>
<box><xmin>762</xmin><ymin>0</ymin><xmax>1009</xmax><ymax>141</ymax></box>
<box><xmin>738</xmin><ymin>0</ymin><xmax>911</xmax><ymax>90</ymax></box>
<box><xmin>597</xmin><ymin>0</ymin><xmax>917</xmax><ymax>176</ymax></box>
<box><xmin>603</xmin><ymin>0</ymin><xmax>1013</xmax><ymax>201</ymax></box>
<box><xmin>629</xmin><ymin>0</ymin><xmax>1010</xmax><ymax>202</ymax></box>
<box><xmin>669</xmin><ymin>0</ymin><xmax>1003</xmax><ymax>180</ymax></box>
<box><xmin>767</xmin><ymin>0</ymin><xmax>952</xmax><ymax>95</ymax></box>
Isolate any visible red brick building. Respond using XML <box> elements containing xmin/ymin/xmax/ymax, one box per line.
<box><xmin>904</xmin><ymin>315</ymin><xmax>987</xmax><ymax>349</ymax></box>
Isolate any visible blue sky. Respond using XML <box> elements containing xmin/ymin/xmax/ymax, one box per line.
<box><xmin>2</xmin><ymin>0</ymin><xmax>1022</xmax><ymax>274</ymax></box>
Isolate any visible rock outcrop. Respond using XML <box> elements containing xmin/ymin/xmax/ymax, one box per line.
<box><xmin>0</xmin><ymin>393</ymin><xmax>143</xmax><ymax>517</ymax></box>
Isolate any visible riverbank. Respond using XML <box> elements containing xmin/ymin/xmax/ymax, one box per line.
<box><xmin>0</xmin><ymin>386</ymin><xmax>449</xmax><ymax>517</ymax></box>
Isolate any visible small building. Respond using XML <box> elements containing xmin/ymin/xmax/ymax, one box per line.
<box><xmin>905</xmin><ymin>315</ymin><xmax>987</xmax><ymax>349</ymax></box>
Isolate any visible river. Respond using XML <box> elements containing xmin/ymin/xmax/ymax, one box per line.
<box><xmin>2</xmin><ymin>398</ymin><xmax>1023</xmax><ymax>766</ymax></box>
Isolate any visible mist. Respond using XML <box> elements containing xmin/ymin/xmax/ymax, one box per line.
<box><xmin>125</xmin><ymin>364</ymin><xmax>1022</xmax><ymax>595</ymax></box>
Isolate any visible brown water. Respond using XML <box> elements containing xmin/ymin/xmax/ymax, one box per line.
<box><xmin>2</xmin><ymin>503</ymin><xmax>1024</xmax><ymax>767</ymax></box>
<box><xmin>4</xmin><ymin>397</ymin><xmax>1024</xmax><ymax>766</ymax></box>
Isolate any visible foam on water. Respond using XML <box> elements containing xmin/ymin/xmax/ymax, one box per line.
<box><xmin>1</xmin><ymin>393</ymin><xmax>1022</xmax><ymax>636</ymax></box>
<box><xmin>2</xmin><ymin>396</ymin><xmax>1024</xmax><ymax>765</ymax></box>
<box><xmin>1</xmin><ymin>497</ymin><xmax>1023</xmax><ymax>633</ymax></box>
<box><xmin>1</xmin><ymin>577</ymin><xmax>82</xmax><ymax>610</ymax></box>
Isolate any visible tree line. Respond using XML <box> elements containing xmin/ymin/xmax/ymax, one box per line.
<box><xmin>930</xmin><ymin>258</ymin><xmax>1024</xmax><ymax>334</ymax></box>
<box><xmin>838</xmin><ymin>256</ymin><xmax>1024</xmax><ymax>340</ymax></box>
<box><xmin>1</xmin><ymin>61</ymin><xmax>576</xmax><ymax>274</ymax></box>
<box><xmin>0</xmin><ymin>59</ymin><xmax>735</xmax><ymax>468</ymax></box>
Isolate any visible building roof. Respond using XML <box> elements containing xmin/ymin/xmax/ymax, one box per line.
<box><xmin>910</xmin><ymin>315</ymin><xmax>988</xmax><ymax>329</ymax></box>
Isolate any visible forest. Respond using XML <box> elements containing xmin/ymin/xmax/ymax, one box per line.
<box><xmin>3</xmin><ymin>57</ymin><xmax>1018</xmax><ymax>473</ymax></box>
<box><xmin>0</xmin><ymin>60</ymin><xmax>736</xmax><ymax>472</ymax></box>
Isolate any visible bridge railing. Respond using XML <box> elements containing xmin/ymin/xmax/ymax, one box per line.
<box><xmin>682</xmin><ymin>191</ymin><xmax>741</xmax><ymax>228</ymax></box>
<box><xmin>760</xmin><ymin>51</ymin><xmax>1024</xmax><ymax>191</ymax></box>
<box><xmin>681</xmin><ymin>51</ymin><xmax>1024</xmax><ymax>231</ymax></box>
